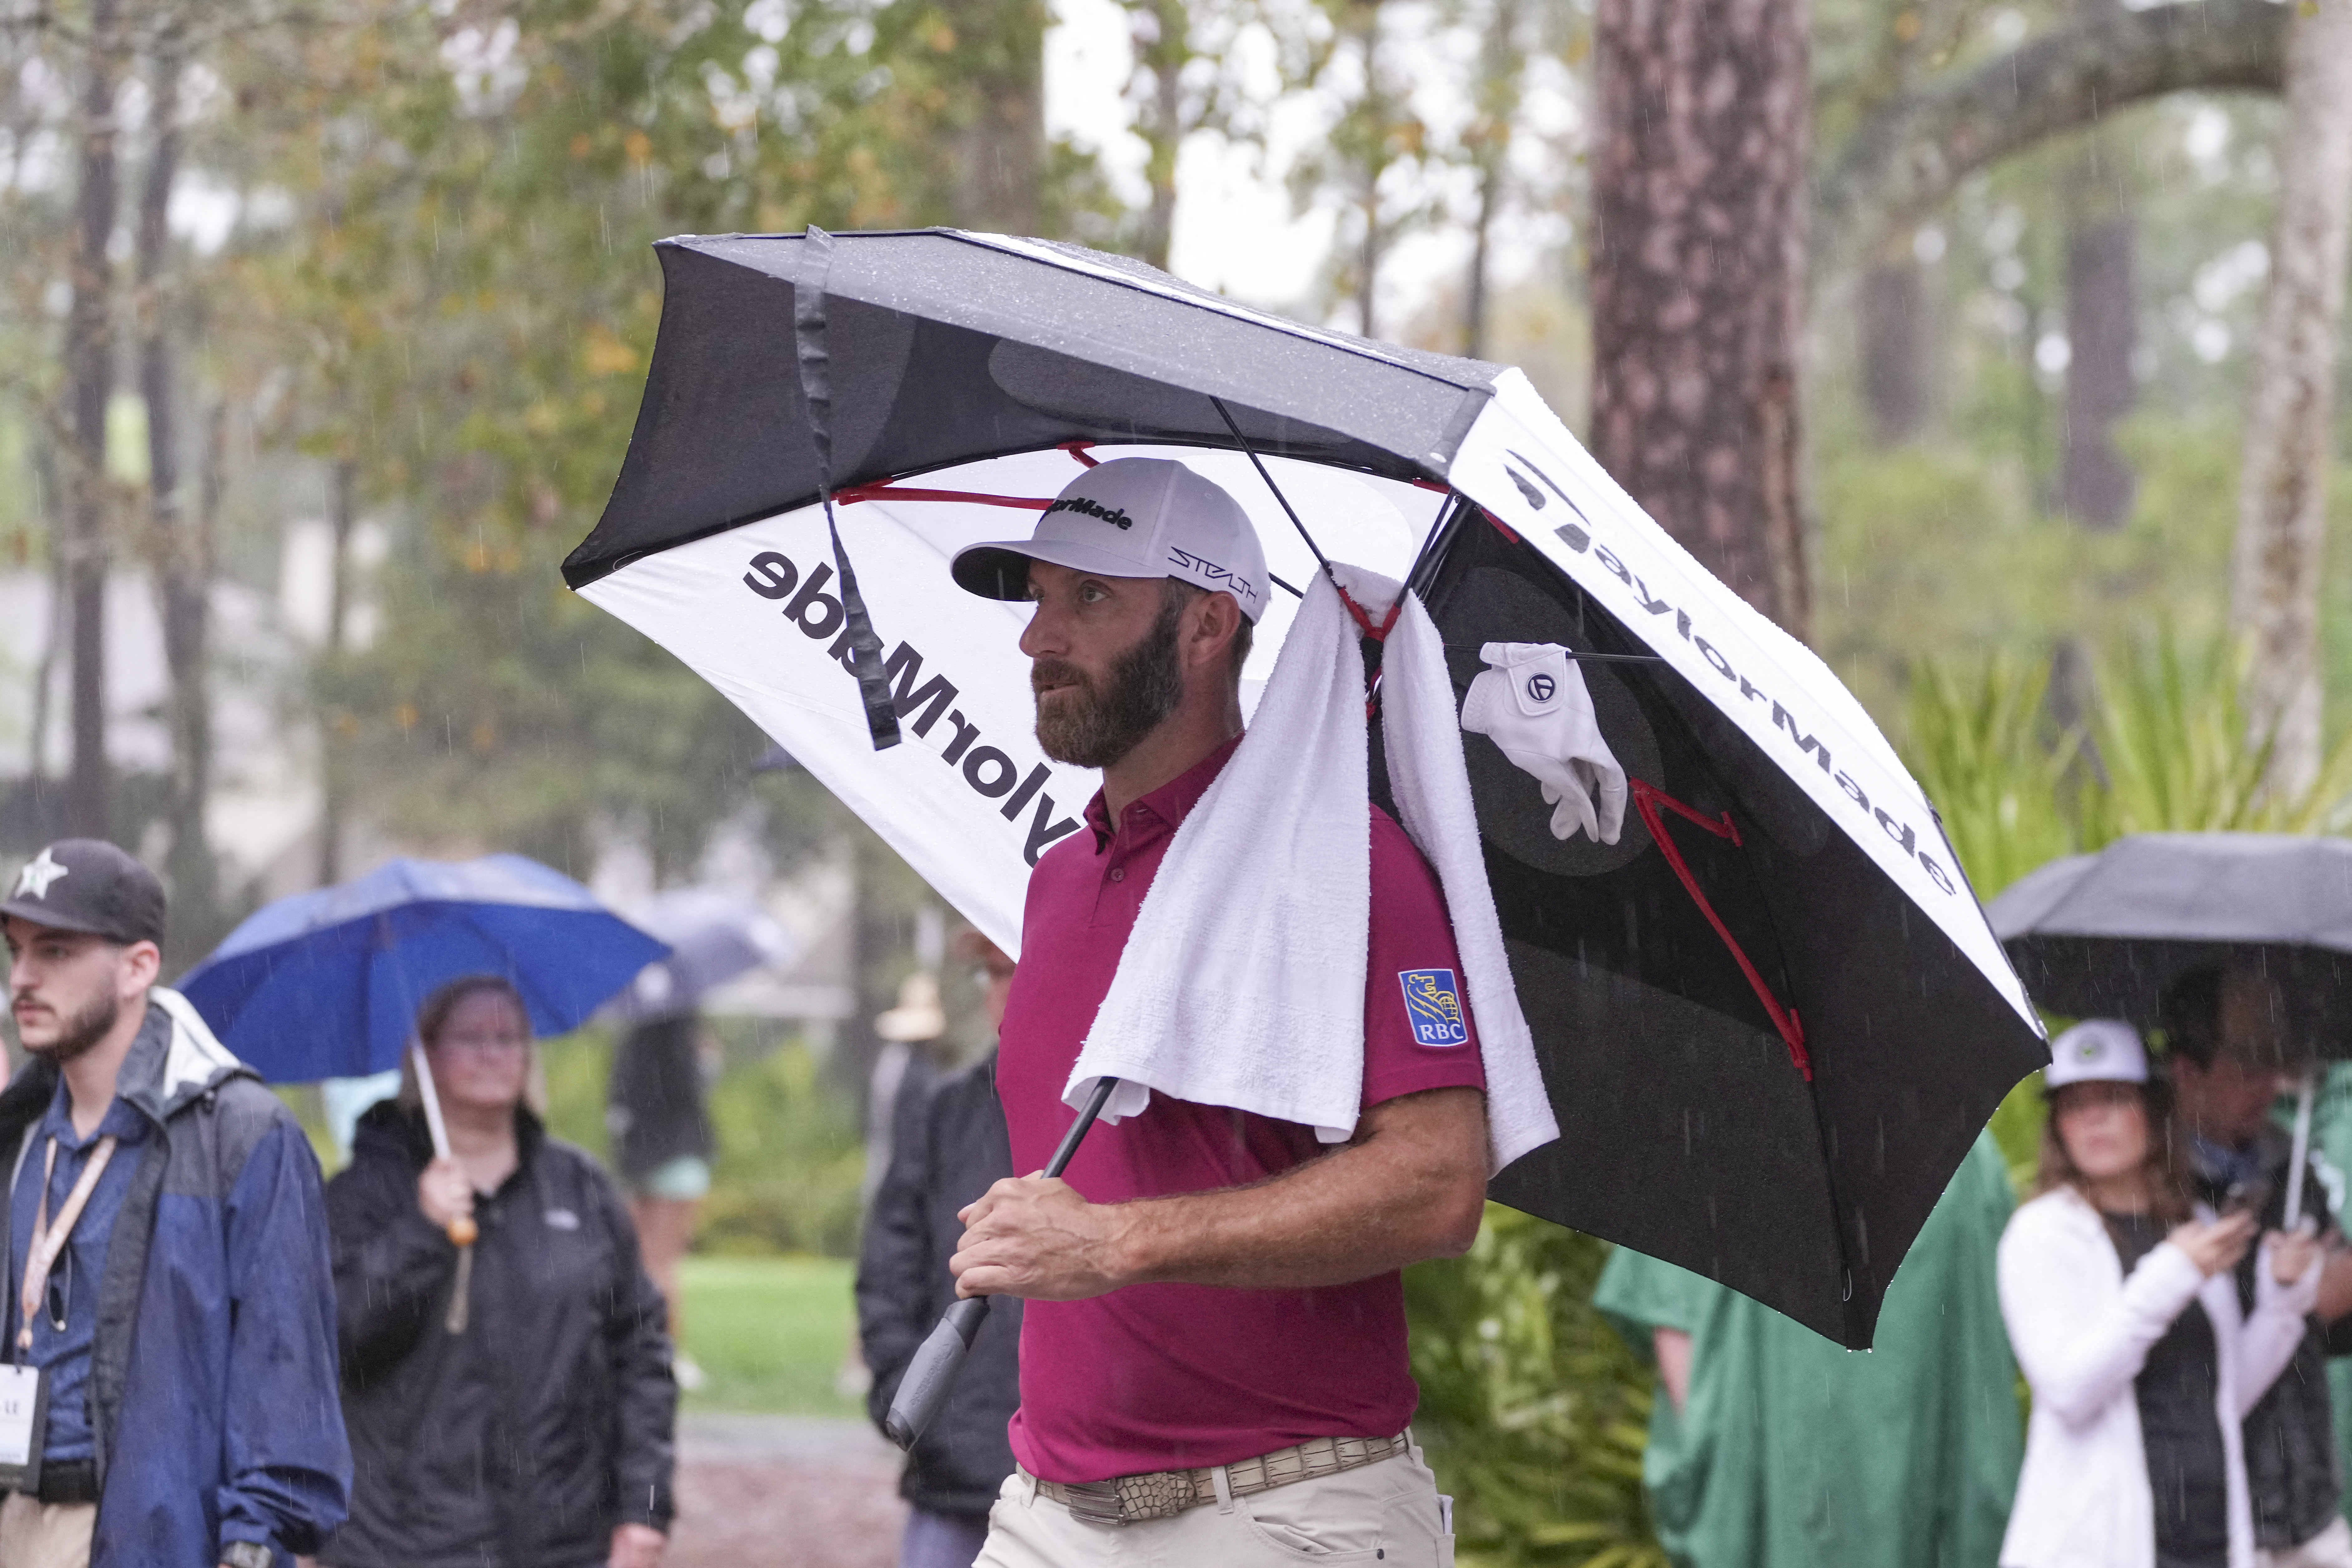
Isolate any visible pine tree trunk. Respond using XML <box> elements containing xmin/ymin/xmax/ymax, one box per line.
<box><xmin>2230</xmin><ymin>0</ymin><xmax>2352</xmax><ymax>798</ymax></box>
<box><xmin>2061</xmin><ymin>142</ymin><xmax>2137</xmax><ymax>531</ymax></box>
<box><xmin>141</xmin><ymin>36</ymin><xmax>216</xmax><ymax>936</ymax></box>
<box><xmin>942</xmin><ymin>0</ymin><xmax>1046</xmax><ymax>233</ymax></box>
<box><xmin>65</xmin><ymin>0</ymin><xmax>126</xmax><ymax>838</ymax></box>
<box><xmin>1859</xmin><ymin>248</ymin><xmax>1927</xmax><ymax>445</ymax></box>
<box><xmin>1590</xmin><ymin>0</ymin><xmax>1812</xmax><ymax>635</ymax></box>
<box><xmin>318</xmin><ymin>460</ymin><xmax>356</xmax><ymax>887</ymax></box>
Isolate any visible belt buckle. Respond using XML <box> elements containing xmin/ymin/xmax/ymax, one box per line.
<box><xmin>1114</xmin><ymin>1468</ymin><xmax>1197</xmax><ymax>1524</ymax></box>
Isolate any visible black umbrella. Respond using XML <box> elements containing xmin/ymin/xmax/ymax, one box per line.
<box><xmin>1988</xmin><ymin>832</ymin><xmax>2352</xmax><ymax>1041</ymax></box>
<box><xmin>1990</xmin><ymin>831</ymin><xmax>2352</xmax><ymax>1224</ymax></box>
<box><xmin>567</xmin><ymin>227</ymin><xmax>2048</xmax><ymax>1348</ymax></box>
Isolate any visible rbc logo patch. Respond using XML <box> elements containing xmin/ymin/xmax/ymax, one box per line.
<box><xmin>1399</xmin><ymin>969</ymin><xmax>1469</xmax><ymax>1048</ymax></box>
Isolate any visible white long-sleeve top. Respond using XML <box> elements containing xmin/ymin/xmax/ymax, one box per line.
<box><xmin>1998</xmin><ymin>1186</ymin><xmax>2319</xmax><ymax>1568</ymax></box>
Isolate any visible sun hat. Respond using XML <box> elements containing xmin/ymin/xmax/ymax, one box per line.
<box><xmin>950</xmin><ymin>457</ymin><xmax>1271</xmax><ymax>622</ymax></box>
<box><xmin>2044</xmin><ymin>1017</ymin><xmax>2150</xmax><ymax>1090</ymax></box>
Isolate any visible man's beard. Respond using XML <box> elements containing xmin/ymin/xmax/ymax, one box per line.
<box><xmin>1033</xmin><ymin>594</ymin><xmax>1187</xmax><ymax>769</ymax></box>
<box><xmin>21</xmin><ymin>989</ymin><xmax>118</xmax><ymax>1065</ymax></box>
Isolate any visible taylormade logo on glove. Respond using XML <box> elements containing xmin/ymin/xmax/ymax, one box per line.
<box><xmin>1460</xmin><ymin>642</ymin><xmax>1627</xmax><ymax>845</ymax></box>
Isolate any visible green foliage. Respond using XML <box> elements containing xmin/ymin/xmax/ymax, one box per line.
<box><xmin>1903</xmin><ymin>634</ymin><xmax>2352</xmax><ymax>909</ymax></box>
<box><xmin>537</xmin><ymin>1026</ymin><xmax>617</xmax><ymax>1160</ymax></box>
<box><xmin>1901</xmin><ymin>653</ymin><xmax>2081</xmax><ymax>899</ymax></box>
<box><xmin>539</xmin><ymin>1024</ymin><xmax>865</xmax><ymax>1258</ymax></box>
<box><xmin>678</xmin><ymin>1255</ymin><xmax>863</xmax><ymax>1415</ymax></box>
<box><xmin>2087</xmin><ymin>636</ymin><xmax>2352</xmax><ymax>839</ymax></box>
<box><xmin>1406</xmin><ymin>1208</ymin><xmax>1663</xmax><ymax>1568</ymax></box>
<box><xmin>700</xmin><ymin>1040</ymin><xmax>869</xmax><ymax>1258</ymax></box>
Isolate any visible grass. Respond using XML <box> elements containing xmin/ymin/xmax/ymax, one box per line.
<box><xmin>677</xmin><ymin>1254</ymin><xmax>866</xmax><ymax>1419</ymax></box>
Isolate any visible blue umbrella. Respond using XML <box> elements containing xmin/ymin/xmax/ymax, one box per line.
<box><xmin>177</xmin><ymin>854</ymin><xmax>669</xmax><ymax>1082</ymax></box>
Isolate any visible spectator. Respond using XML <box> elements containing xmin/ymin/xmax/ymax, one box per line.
<box><xmin>2001</xmin><ymin>1019</ymin><xmax>2317</xmax><ymax>1568</ymax></box>
<box><xmin>608</xmin><ymin>1010</ymin><xmax>720</xmax><ymax>1391</ymax></box>
<box><xmin>0</xmin><ymin>837</ymin><xmax>349</xmax><ymax>1568</ymax></box>
<box><xmin>323</xmin><ymin>975</ymin><xmax>676</xmax><ymax>1568</ymax></box>
<box><xmin>859</xmin><ymin>933</ymin><xmax>1022</xmax><ymax>1568</ymax></box>
<box><xmin>2163</xmin><ymin>965</ymin><xmax>2352</xmax><ymax>1568</ymax></box>
<box><xmin>1592</xmin><ymin>1128</ymin><xmax>2020</xmax><ymax>1568</ymax></box>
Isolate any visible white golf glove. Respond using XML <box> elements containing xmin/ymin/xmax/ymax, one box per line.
<box><xmin>1460</xmin><ymin>642</ymin><xmax>1627</xmax><ymax>845</ymax></box>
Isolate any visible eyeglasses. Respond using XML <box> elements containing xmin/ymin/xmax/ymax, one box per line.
<box><xmin>434</xmin><ymin>1033</ymin><xmax>530</xmax><ymax>1058</ymax></box>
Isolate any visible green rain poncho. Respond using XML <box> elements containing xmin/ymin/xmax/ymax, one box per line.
<box><xmin>1591</xmin><ymin>1131</ymin><xmax>2023</xmax><ymax>1568</ymax></box>
<box><xmin>2295</xmin><ymin>1063</ymin><xmax>2352</xmax><ymax>1531</ymax></box>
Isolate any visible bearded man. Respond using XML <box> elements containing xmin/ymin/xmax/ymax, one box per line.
<box><xmin>0</xmin><ymin>839</ymin><xmax>348</xmax><ymax>1568</ymax></box>
<box><xmin>943</xmin><ymin>458</ymin><xmax>1488</xmax><ymax>1567</ymax></box>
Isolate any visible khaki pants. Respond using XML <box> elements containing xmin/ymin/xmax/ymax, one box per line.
<box><xmin>976</xmin><ymin>1448</ymin><xmax>1455</xmax><ymax>1567</ymax></box>
<box><xmin>2259</xmin><ymin>1517</ymin><xmax>2352</xmax><ymax>1568</ymax></box>
<box><xmin>0</xmin><ymin>1495</ymin><xmax>95</xmax><ymax>1568</ymax></box>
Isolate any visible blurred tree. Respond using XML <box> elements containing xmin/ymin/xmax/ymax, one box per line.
<box><xmin>2058</xmin><ymin>135</ymin><xmax>2136</xmax><ymax>531</ymax></box>
<box><xmin>1459</xmin><ymin>0</ymin><xmax>1525</xmax><ymax>361</ymax></box>
<box><xmin>943</xmin><ymin>0</ymin><xmax>1047</xmax><ymax>232</ymax></box>
<box><xmin>133</xmin><ymin>12</ymin><xmax>227</xmax><ymax>947</ymax></box>
<box><xmin>1858</xmin><ymin>240</ymin><xmax>1929</xmax><ymax>445</ymax></box>
<box><xmin>2230</xmin><ymin>0</ymin><xmax>2352</xmax><ymax>799</ymax></box>
<box><xmin>62</xmin><ymin>0</ymin><xmax>128</xmax><ymax>838</ymax></box>
<box><xmin>1286</xmin><ymin>0</ymin><xmax>1432</xmax><ymax>338</ymax></box>
<box><xmin>1129</xmin><ymin>0</ymin><xmax>1194</xmax><ymax>269</ymax></box>
<box><xmin>1817</xmin><ymin>0</ymin><xmax>2287</xmax><ymax>269</ymax></box>
<box><xmin>1589</xmin><ymin>0</ymin><xmax>1812</xmax><ymax>634</ymax></box>
<box><xmin>1121</xmin><ymin>0</ymin><xmax>1250</xmax><ymax>270</ymax></box>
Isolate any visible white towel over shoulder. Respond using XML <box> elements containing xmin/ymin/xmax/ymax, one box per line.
<box><xmin>1068</xmin><ymin>569</ymin><xmax>1371</xmax><ymax>1141</ymax></box>
<box><xmin>1065</xmin><ymin>564</ymin><xmax>1561</xmax><ymax>1170</ymax></box>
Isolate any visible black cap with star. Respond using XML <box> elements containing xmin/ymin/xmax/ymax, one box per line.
<box><xmin>0</xmin><ymin>839</ymin><xmax>167</xmax><ymax>947</ymax></box>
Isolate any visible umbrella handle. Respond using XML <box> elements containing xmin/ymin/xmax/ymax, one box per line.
<box><xmin>2287</xmin><ymin>1066</ymin><xmax>2319</xmax><ymax>1231</ymax></box>
<box><xmin>412</xmin><ymin>1044</ymin><xmax>482</xmax><ymax>1253</ymax></box>
<box><xmin>883</xmin><ymin>1077</ymin><xmax>1120</xmax><ymax>1450</ymax></box>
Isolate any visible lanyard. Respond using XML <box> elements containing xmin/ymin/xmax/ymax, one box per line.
<box><xmin>17</xmin><ymin>1136</ymin><xmax>117</xmax><ymax>1360</ymax></box>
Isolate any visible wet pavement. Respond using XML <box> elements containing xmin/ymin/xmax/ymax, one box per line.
<box><xmin>669</xmin><ymin>1413</ymin><xmax>908</xmax><ymax>1568</ymax></box>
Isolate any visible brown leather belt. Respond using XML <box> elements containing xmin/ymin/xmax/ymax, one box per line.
<box><xmin>1028</xmin><ymin>1431</ymin><xmax>1412</xmax><ymax>1526</ymax></box>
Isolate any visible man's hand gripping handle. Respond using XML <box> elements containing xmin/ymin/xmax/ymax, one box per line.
<box><xmin>883</xmin><ymin>1076</ymin><xmax>1119</xmax><ymax>1450</ymax></box>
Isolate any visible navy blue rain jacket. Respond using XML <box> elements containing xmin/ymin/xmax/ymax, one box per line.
<box><xmin>0</xmin><ymin>989</ymin><xmax>351</xmax><ymax>1565</ymax></box>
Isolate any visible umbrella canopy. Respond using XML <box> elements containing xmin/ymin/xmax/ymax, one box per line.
<box><xmin>609</xmin><ymin>887</ymin><xmax>796</xmax><ymax>1020</ymax></box>
<box><xmin>1988</xmin><ymin>832</ymin><xmax>2352</xmax><ymax>1049</ymax></box>
<box><xmin>566</xmin><ymin>227</ymin><xmax>2047</xmax><ymax>1347</ymax></box>
<box><xmin>177</xmin><ymin>855</ymin><xmax>668</xmax><ymax>1082</ymax></box>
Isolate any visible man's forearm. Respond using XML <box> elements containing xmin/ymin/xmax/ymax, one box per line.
<box><xmin>952</xmin><ymin>1086</ymin><xmax>1489</xmax><ymax>1299</ymax></box>
<box><xmin>1108</xmin><ymin>1112</ymin><xmax>1484</xmax><ymax>1289</ymax></box>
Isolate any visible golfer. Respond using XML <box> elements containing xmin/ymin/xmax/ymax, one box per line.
<box><xmin>945</xmin><ymin>458</ymin><xmax>1488</xmax><ymax>1566</ymax></box>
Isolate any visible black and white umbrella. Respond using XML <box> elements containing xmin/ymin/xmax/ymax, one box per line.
<box><xmin>565</xmin><ymin>228</ymin><xmax>2046</xmax><ymax>1346</ymax></box>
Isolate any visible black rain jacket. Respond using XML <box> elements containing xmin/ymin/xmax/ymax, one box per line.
<box><xmin>321</xmin><ymin>1101</ymin><xmax>676</xmax><ymax>1568</ymax></box>
<box><xmin>856</xmin><ymin>1052</ymin><xmax>1022</xmax><ymax>1518</ymax></box>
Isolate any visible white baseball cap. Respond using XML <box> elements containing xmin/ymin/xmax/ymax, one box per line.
<box><xmin>950</xmin><ymin>457</ymin><xmax>1271</xmax><ymax>622</ymax></box>
<box><xmin>2045</xmin><ymin>1018</ymin><xmax>2150</xmax><ymax>1090</ymax></box>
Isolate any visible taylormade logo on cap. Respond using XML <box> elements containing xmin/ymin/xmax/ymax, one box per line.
<box><xmin>951</xmin><ymin>457</ymin><xmax>1271</xmax><ymax>620</ymax></box>
<box><xmin>1043</xmin><ymin>496</ymin><xmax>1135</xmax><ymax>531</ymax></box>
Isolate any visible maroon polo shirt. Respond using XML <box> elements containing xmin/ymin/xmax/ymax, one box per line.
<box><xmin>997</xmin><ymin>733</ymin><xmax>1488</xmax><ymax>1483</ymax></box>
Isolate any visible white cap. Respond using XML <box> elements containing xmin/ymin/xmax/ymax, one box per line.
<box><xmin>2045</xmin><ymin>1018</ymin><xmax>2149</xmax><ymax>1090</ymax></box>
<box><xmin>951</xmin><ymin>458</ymin><xmax>1271</xmax><ymax>622</ymax></box>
